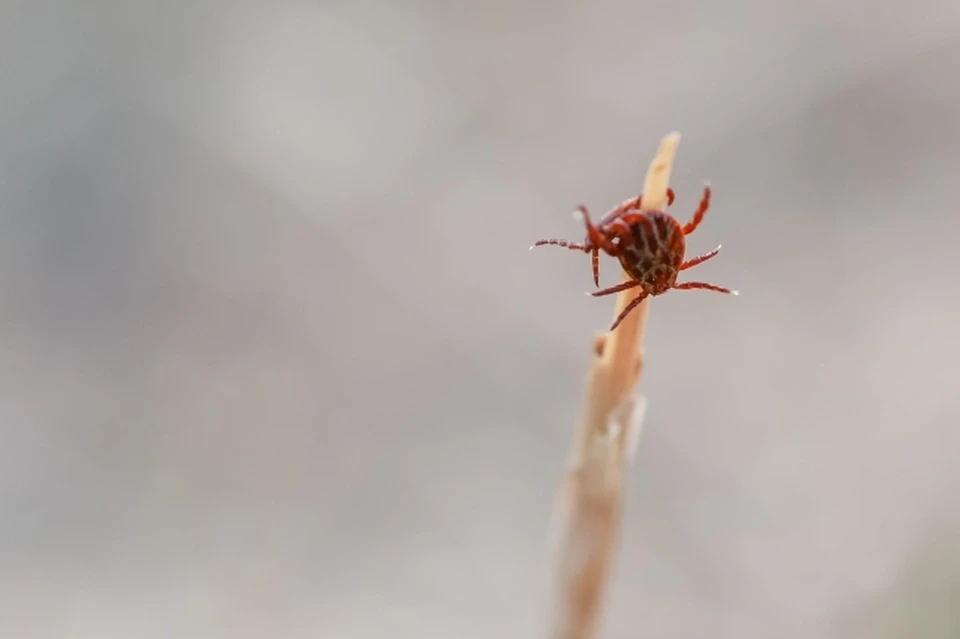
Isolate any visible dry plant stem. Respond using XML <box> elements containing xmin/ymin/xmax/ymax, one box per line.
<box><xmin>551</xmin><ymin>132</ymin><xmax>680</xmax><ymax>639</ymax></box>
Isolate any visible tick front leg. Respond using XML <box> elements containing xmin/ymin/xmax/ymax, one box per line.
<box><xmin>530</xmin><ymin>238</ymin><xmax>589</xmax><ymax>251</ymax></box>
<box><xmin>591</xmin><ymin>249</ymin><xmax>600</xmax><ymax>287</ymax></box>
<box><xmin>681</xmin><ymin>184</ymin><xmax>711</xmax><ymax>235</ymax></box>
<box><xmin>673</xmin><ymin>281</ymin><xmax>737</xmax><ymax>295</ymax></box>
<box><xmin>599</xmin><ymin>196</ymin><xmax>640</xmax><ymax>227</ymax></box>
<box><xmin>598</xmin><ymin>188</ymin><xmax>676</xmax><ymax>227</ymax></box>
<box><xmin>588</xmin><ymin>280</ymin><xmax>641</xmax><ymax>297</ymax></box>
<box><xmin>679</xmin><ymin>244</ymin><xmax>721</xmax><ymax>271</ymax></box>
<box><xmin>609</xmin><ymin>291</ymin><xmax>650</xmax><ymax>332</ymax></box>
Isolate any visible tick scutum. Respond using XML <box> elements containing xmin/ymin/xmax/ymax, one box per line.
<box><xmin>618</xmin><ymin>209</ymin><xmax>686</xmax><ymax>294</ymax></box>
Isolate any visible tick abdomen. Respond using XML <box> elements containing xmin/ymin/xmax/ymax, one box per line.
<box><xmin>616</xmin><ymin>209</ymin><xmax>686</xmax><ymax>294</ymax></box>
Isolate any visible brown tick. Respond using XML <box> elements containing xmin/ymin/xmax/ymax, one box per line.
<box><xmin>531</xmin><ymin>184</ymin><xmax>737</xmax><ymax>332</ymax></box>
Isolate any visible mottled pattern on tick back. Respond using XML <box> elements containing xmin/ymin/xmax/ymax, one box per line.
<box><xmin>611</xmin><ymin>209</ymin><xmax>685</xmax><ymax>294</ymax></box>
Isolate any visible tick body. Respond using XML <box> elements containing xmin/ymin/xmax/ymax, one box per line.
<box><xmin>611</xmin><ymin>209</ymin><xmax>685</xmax><ymax>294</ymax></box>
<box><xmin>532</xmin><ymin>185</ymin><xmax>736</xmax><ymax>332</ymax></box>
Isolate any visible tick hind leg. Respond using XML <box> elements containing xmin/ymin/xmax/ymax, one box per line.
<box><xmin>609</xmin><ymin>291</ymin><xmax>650</xmax><ymax>332</ymax></box>
<box><xmin>680</xmin><ymin>245</ymin><xmax>721</xmax><ymax>271</ymax></box>
<box><xmin>672</xmin><ymin>281</ymin><xmax>737</xmax><ymax>295</ymax></box>
<box><xmin>681</xmin><ymin>184</ymin><xmax>711</xmax><ymax>235</ymax></box>
<box><xmin>589</xmin><ymin>280</ymin><xmax>641</xmax><ymax>297</ymax></box>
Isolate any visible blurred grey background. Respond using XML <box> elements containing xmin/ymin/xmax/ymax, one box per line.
<box><xmin>2</xmin><ymin>1</ymin><xmax>959</xmax><ymax>637</ymax></box>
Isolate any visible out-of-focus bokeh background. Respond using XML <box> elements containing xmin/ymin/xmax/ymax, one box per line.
<box><xmin>2</xmin><ymin>1</ymin><xmax>959</xmax><ymax>637</ymax></box>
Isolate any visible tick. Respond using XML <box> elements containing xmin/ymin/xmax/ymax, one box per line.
<box><xmin>531</xmin><ymin>184</ymin><xmax>737</xmax><ymax>332</ymax></box>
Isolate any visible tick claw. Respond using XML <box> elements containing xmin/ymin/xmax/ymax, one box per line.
<box><xmin>732</xmin><ymin>290</ymin><xmax>740</xmax><ymax>296</ymax></box>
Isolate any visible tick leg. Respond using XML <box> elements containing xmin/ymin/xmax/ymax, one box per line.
<box><xmin>589</xmin><ymin>280</ymin><xmax>641</xmax><ymax>297</ymax></box>
<box><xmin>599</xmin><ymin>188</ymin><xmax>676</xmax><ymax>227</ymax></box>
<box><xmin>681</xmin><ymin>184</ymin><xmax>711</xmax><ymax>235</ymax></box>
<box><xmin>576</xmin><ymin>205</ymin><xmax>613</xmax><ymax>253</ymax></box>
<box><xmin>592</xmin><ymin>249</ymin><xmax>600</xmax><ymax>287</ymax></box>
<box><xmin>672</xmin><ymin>281</ymin><xmax>736</xmax><ymax>295</ymax></box>
<box><xmin>609</xmin><ymin>291</ymin><xmax>650</xmax><ymax>332</ymax></box>
<box><xmin>576</xmin><ymin>205</ymin><xmax>622</xmax><ymax>256</ymax></box>
<box><xmin>530</xmin><ymin>238</ymin><xmax>589</xmax><ymax>251</ymax></box>
<box><xmin>679</xmin><ymin>244</ymin><xmax>721</xmax><ymax>271</ymax></box>
<box><xmin>599</xmin><ymin>196</ymin><xmax>641</xmax><ymax>227</ymax></box>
